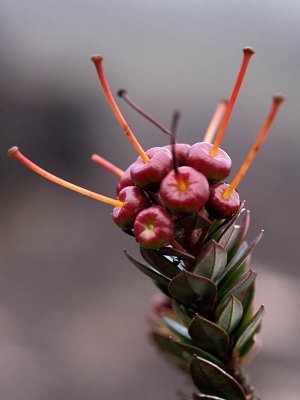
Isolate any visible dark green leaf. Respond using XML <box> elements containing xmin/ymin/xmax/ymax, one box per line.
<box><xmin>218</xmin><ymin>270</ymin><xmax>257</xmax><ymax>302</ymax></box>
<box><xmin>172</xmin><ymin>300</ymin><xmax>192</xmax><ymax>327</ymax></box>
<box><xmin>171</xmin><ymin>337</ymin><xmax>225</xmax><ymax>368</ymax></box>
<box><xmin>193</xmin><ymin>241</ymin><xmax>227</xmax><ymax>281</ymax></box>
<box><xmin>124</xmin><ymin>250</ymin><xmax>170</xmax><ymax>285</ymax></box>
<box><xmin>176</xmin><ymin>212</ymin><xmax>212</xmax><ymax>230</ymax></box>
<box><xmin>151</xmin><ymin>330</ymin><xmax>186</xmax><ymax>360</ymax></box>
<box><xmin>190</xmin><ymin>356</ymin><xmax>246</xmax><ymax>400</ymax></box>
<box><xmin>218</xmin><ymin>224</ymin><xmax>238</xmax><ymax>249</ymax></box>
<box><xmin>188</xmin><ymin>314</ymin><xmax>229</xmax><ymax>356</ymax></box>
<box><xmin>140</xmin><ymin>247</ymin><xmax>181</xmax><ymax>278</ymax></box>
<box><xmin>227</xmin><ymin>210</ymin><xmax>250</xmax><ymax>261</ymax></box>
<box><xmin>159</xmin><ymin>246</ymin><xmax>195</xmax><ymax>261</ymax></box>
<box><xmin>193</xmin><ymin>394</ymin><xmax>227</xmax><ymax>400</ymax></box>
<box><xmin>233</xmin><ymin>305</ymin><xmax>265</xmax><ymax>356</ymax></box>
<box><xmin>168</xmin><ymin>270</ymin><xmax>217</xmax><ymax>310</ymax></box>
<box><xmin>220</xmin><ymin>231</ymin><xmax>263</xmax><ymax>282</ymax></box>
<box><xmin>217</xmin><ymin>295</ymin><xmax>243</xmax><ymax>334</ymax></box>
<box><xmin>163</xmin><ymin>316</ymin><xmax>191</xmax><ymax>341</ymax></box>
<box><xmin>206</xmin><ymin>202</ymin><xmax>245</xmax><ymax>242</ymax></box>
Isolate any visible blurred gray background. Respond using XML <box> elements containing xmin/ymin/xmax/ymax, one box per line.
<box><xmin>1</xmin><ymin>1</ymin><xmax>299</xmax><ymax>399</ymax></box>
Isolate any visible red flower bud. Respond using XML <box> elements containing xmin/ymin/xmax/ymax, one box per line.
<box><xmin>134</xmin><ymin>206</ymin><xmax>174</xmax><ymax>249</ymax></box>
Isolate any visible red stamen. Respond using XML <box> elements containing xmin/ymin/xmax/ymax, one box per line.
<box><xmin>203</xmin><ymin>98</ymin><xmax>228</xmax><ymax>143</ymax></box>
<box><xmin>91</xmin><ymin>153</ymin><xmax>124</xmax><ymax>177</ymax></box>
<box><xmin>223</xmin><ymin>95</ymin><xmax>285</xmax><ymax>200</ymax></box>
<box><xmin>118</xmin><ymin>89</ymin><xmax>174</xmax><ymax>138</ymax></box>
<box><xmin>91</xmin><ymin>55</ymin><xmax>150</xmax><ymax>163</ymax></box>
<box><xmin>211</xmin><ymin>47</ymin><xmax>255</xmax><ymax>156</ymax></box>
<box><xmin>8</xmin><ymin>147</ymin><xmax>124</xmax><ymax>207</ymax></box>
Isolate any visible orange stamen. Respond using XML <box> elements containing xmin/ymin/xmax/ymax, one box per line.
<box><xmin>91</xmin><ymin>55</ymin><xmax>150</xmax><ymax>163</ymax></box>
<box><xmin>210</xmin><ymin>47</ymin><xmax>255</xmax><ymax>156</ymax></box>
<box><xmin>223</xmin><ymin>95</ymin><xmax>285</xmax><ymax>200</ymax></box>
<box><xmin>203</xmin><ymin>98</ymin><xmax>228</xmax><ymax>143</ymax></box>
<box><xmin>8</xmin><ymin>147</ymin><xmax>124</xmax><ymax>207</ymax></box>
<box><xmin>91</xmin><ymin>153</ymin><xmax>124</xmax><ymax>177</ymax></box>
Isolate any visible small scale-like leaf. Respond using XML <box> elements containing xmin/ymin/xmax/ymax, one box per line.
<box><xmin>221</xmin><ymin>230</ymin><xmax>263</xmax><ymax>280</ymax></box>
<box><xmin>176</xmin><ymin>212</ymin><xmax>212</xmax><ymax>230</ymax></box>
<box><xmin>171</xmin><ymin>337</ymin><xmax>225</xmax><ymax>368</ymax></box>
<box><xmin>219</xmin><ymin>224</ymin><xmax>239</xmax><ymax>249</ymax></box>
<box><xmin>193</xmin><ymin>241</ymin><xmax>227</xmax><ymax>281</ymax></box>
<box><xmin>193</xmin><ymin>394</ymin><xmax>227</xmax><ymax>400</ymax></box>
<box><xmin>190</xmin><ymin>356</ymin><xmax>246</xmax><ymax>400</ymax></box>
<box><xmin>159</xmin><ymin>246</ymin><xmax>195</xmax><ymax>261</ymax></box>
<box><xmin>227</xmin><ymin>210</ymin><xmax>250</xmax><ymax>261</ymax></box>
<box><xmin>217</xmin><ymin>295</ymin><xmax>243</xmax><ymax>334</ymax></box>
<box><xmin>233</xmin><ymin>305</ymin><xmax>265</xmax><ymax>356</ymax></box>
<box><xmin>163</xmin><ymin>316</ymin><xmax>191</xmax><ymax>341</ymax></box>
<box><xmin>218</xmin><ymin>269</ymin><xmax>257</xmax><ymax>302</ymax></box>
<box><xmin>124</xmin><ymin>250</ymin><xmax>170</xmax><ymax>285</ymax></box>
<box><xmin>152</xmin><ymin>330</ymin><xmax>186</xmax><ymax>360</ymax></box>
<box><xmin>206</xmin><ymin>202</ymin><xmax>245</xmax><ymax>242</ymax></box>
<box><xmin>188</xmin><ymin>314</ymin><xmax>229</xmax><ymax>356</ymax></box>
<box><xmin>140</xmin><ymin>247</ymin><xmax>181</xmax><ymax>278</ymax></box>
<box><xmin>168</xmin><ymin>270</ymin><xmax>217</xmax><ymax>310</ymax></box>
<box><xmin>172</xmin><ymin>300</ymin><xmax>192</xmax><ymax>327</ymax></box>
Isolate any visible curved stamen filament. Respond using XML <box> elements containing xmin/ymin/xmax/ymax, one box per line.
<box><xmin>91</xmin><ymin>55</ymin><xmax>150</xmax><ymax>163</ymax></box>
<box><xmin>91</xmin><ymin>153</ymin><xmax>124</xmax><ymax>177</ymax></box>
<box><xmin>118</xmin><ymin>89</ymin><xmax>174</xmax><ymax>138</ymax></box>
<box><xmin>211</xmin><ymin>47</ymin><xmax>255</xmax><ymax>156</ymax></box>
<box><xmin>223</xmin><ymin>95</ymin><xmax>285</xmax><ymax>200</ymax></box>
<box><xmin>203</xmin><ymin>98</ymin><xmax>228</xmax><ymax>143</ymax></box>
<box><xmin>8</xmin><ymin>147</ymin><xmax>124</xmax><ymax>207</ymax></box>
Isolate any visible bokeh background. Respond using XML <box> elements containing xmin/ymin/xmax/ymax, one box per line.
<box><xmin>1</xmin><ymin>1</ymin><xmax>299</xmax><ymax>399</ymax></box>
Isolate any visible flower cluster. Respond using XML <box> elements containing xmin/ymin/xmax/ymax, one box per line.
<box><xmin>112</xmin><ymin>142</ymin><xmax>239</xmax><ymax>250</ymax></box>
<box><xmin>8</xmin><ymin>47</ymin><xmax>284</xmax><ymax>400</ymax></box>
<box><xmin>8</xmin><ymin>48</ymin><xmax>283</xmax><ymax>257</ymax></box>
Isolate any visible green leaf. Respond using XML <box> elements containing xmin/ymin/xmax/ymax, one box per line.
<box><xmin>218</xmin><ymin>269</ymin><xmax>257</xmax><ymax>302</ymax></box>
<box><xmin>163</xmin><ymin>316</ymin><xmax>191</xmax><ymax>341</ymax></box>
<box><xmin>124</xmin><ymin>250</ymin><xmax>170</xmax><ymax>286</ymax></box>
<box><xmin>220</xmin><ymin>230</ymin><xmax>263</xmax><ymax>281</ymax></box>
<box><xmin>227</xmin><ymin>210</ymin><xmax>250</xmax><ymax>261</ymax></box>
<box><xmin>217</xmin><ymin>295</ymin><xmax>243</xmax><ymax>334</ymax></box>
<box><xmin>168</xmin><ymin>270</ymin><xmax>217</xmax><ymax>310</ymax></box>
<box><xmin>171</xmin><ymin>337</ymin><xmax>225</xmax><ymax>368</ymax></box>
<box><xmin>188</xmin><ymin>314</ymin><xmax>229</xmax><ymax>357</ymax></box>
<box><xmin>190</xmin><ymin>356</ymin><xmax>246</xmax><ymax>400</ymax></box>
<box><xmin>193</xmin><ymin>394</ymin><xmax>227</xmax><ymax>400</ymax></box>
<box><xmin>158</xmin><ymin>246</ymin><xmax>195</xmax><ymax>262</ymax></box>
<box><xmin>176</xmin><ymin>212</ymin><xmax>212</xmax><ymax>230</ymax></box>
<box><xmin>218</xmin><ymin>224</ymin><xmax>239</xmax><ymax>249</ymax></box>
<box><xmin>193</xmin><ymin>240</ymin><xmax>227</xmax><ymax>281</ymax></box>
<box><xmin>140</xmin><ymin>247</ymin><xmax>181</xmax><ymax>278</ymax></box>
<box><xmin>206</xmin><ymin>202</ymin><xmax>245</xmax><ymax>242</ymax></box>
<box><xmin>233</xmin><ymin>305</ymin><xmax>265</xmax><ymax>356</ymax></box>
<box><xmin>172</xmin><ymin>300</ymin><xmax>192</xmax><ymax>327</ymax></box>
<box><xmin>151</xmin><ymin>330</ymin><xmax>187</xmax><ymax>360</ymax></box>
